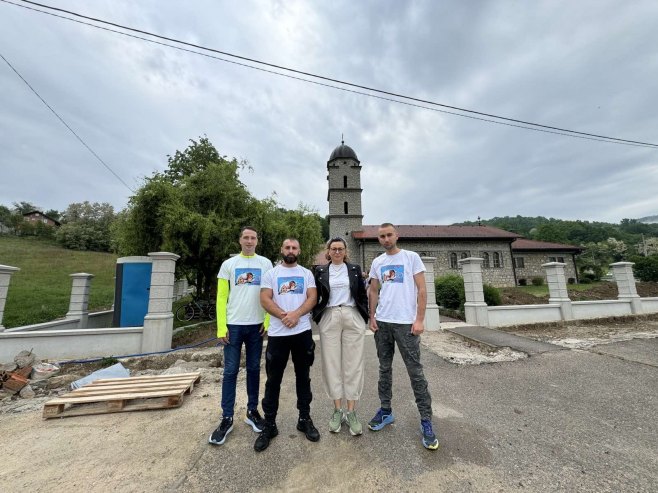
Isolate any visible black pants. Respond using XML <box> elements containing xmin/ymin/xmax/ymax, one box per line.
<box><xmin>261</xmin><ymin>330</ymin><xmax>315</xmax><ymax>423</ymax></box>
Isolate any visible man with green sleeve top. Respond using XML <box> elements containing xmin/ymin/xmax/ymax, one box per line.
<box><xmin>209</xmin><ymin>226</ymin><xmax>273</xmax><ymax>446</ymax></box>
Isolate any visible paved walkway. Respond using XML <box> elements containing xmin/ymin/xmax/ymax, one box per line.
<box><xmin>444</xmin><ymin>324</ymin><xmax>566</xmax><ymax>354</ymax></box>
<box><xmin>176</xmin><ymin>334</ymin><xmax>658</xmax><ymax>492</ymax></box>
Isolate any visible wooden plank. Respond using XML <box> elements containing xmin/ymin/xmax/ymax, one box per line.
<box><xmin>60</xmin><ymin>386</ymin><xmax>191</xmax><ymax>399</ymax></box>
<box><xmin>70</xmin><ymin>382</ymin><xmax>193</xmax><ymax>394</ymax></box>
<box><xmin>46</xmin><ymin>388</ymin><xmax>185</xmax><ymax>405</ymax></box>
<box><xmin>44</xmin><ymin>395</ymin><xmax>185</xmax><ymax>418</ymax></box>
<box><xmin>90</xmin><ymin>373</ymin><xmax>200</xmax><ymax>385</ymax></box>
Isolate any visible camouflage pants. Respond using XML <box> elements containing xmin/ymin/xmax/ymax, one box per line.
<box><xmin>374</xmin><ymin>321</ymin><xmax>432</xmax><ymax>420</ymax></box>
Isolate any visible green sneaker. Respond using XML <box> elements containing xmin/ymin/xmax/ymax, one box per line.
<box><xmin>329</xmin><ymin>408</ymin><xmax>344</xmax><ymax>433</ymax></box>
<box><xmin>345</xmin><ymin>411</ymin><xmax>363</xmax><ymax>436</ymax></box>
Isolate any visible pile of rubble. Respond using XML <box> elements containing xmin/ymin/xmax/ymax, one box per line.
<box><xmin>0</xmin><ymin>350</ymin><xmax>69</xmax><ymax>403</ymax></box>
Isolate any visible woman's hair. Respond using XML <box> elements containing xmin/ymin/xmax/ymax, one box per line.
<box><xmin>325</xmin><ymin>236</ymin><xmax>350</xmax><ymax>262</ymax></box>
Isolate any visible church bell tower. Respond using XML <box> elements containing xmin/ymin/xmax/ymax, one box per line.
<box><xmin>327</xmin><ymin>140</ymin><xmax>363</xmax><ymax>255</ymax></box>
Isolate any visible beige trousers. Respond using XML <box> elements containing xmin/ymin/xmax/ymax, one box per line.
<box><xmin>318</xmin><ymin>305</ymin><xmax>366</xmax><ymax>401</ymax></box>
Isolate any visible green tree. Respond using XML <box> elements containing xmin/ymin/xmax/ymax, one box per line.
<box><xmin>0</xmin><ymin>205</ymin><xmax>11</xmax><ymax>227</ymax></box>
<box><xmin>44</xmin><ymin>209</ymin><xmax>61</xmax><ymax>221</ymax></box>
<box><xmin>113</xmin><ymin>137</ymin><xmax>323</xmax><ymax>298</ymax></box>
<box><xmin>12</xmin><ymin>201</ymin><xmax>39</xmax><ymax>214</ymax></box>
<box><xmin>630</xmin><ymin>255</ymin><xmax>658</xmax><ymax>282</ymax></box>
<box><xmin>56</xmin><ymin>201</ymin><xmax>115</xmax><ymax>251</ymax></box>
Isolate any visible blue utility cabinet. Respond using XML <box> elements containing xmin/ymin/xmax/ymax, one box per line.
<box><xmin>112</xmin><ymin>256</ymin><xmax>153</xmax><ymax>327</ymax></box>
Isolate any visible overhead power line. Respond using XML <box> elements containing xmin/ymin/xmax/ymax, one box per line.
<box><xmin>3</xmin><ymin>0</ymin><xmax>658</xmax><ymax>149</ymax></box>
<box><xmin>0</xmin><ymin>51</ymin><xmax>134</xmax><ymax>192</ymax></box>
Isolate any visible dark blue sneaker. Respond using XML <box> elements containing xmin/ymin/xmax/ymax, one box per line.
<box><xmin>420</xmin><ymin>418</ymin><xmax>439</xmax><ymax>450</ymax></box>
<box><xmin>245</xmin><ymin>408</ymin><xmax>265</xmax><ymax>432</ymax></box>
<box><xmin>367</xmin><ymin>408</ymin><xmax>395</xmax><ymax>431</ymax></box>
<box><xmin>208</xmin><ymin>416</ymin><xmax>233</xmax><ymax>445</ymax></box>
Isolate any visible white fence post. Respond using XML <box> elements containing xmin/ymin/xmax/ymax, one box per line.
<box><xmin>65</xmin><ymin>273</ymin><xmax>94</xmax><ymax>328</ymax></box>
<box><xmin>611</xmin><ymin>262</ymin><xmax>643</xmax><ymax>314</ymax></box>
<box><xmin>141</xmin><ymin>252</ymin><xmax>180</xmax><ymax>353</ymax></box>
<box><xmin>0</xmin><ymin>264</ymin><xmax>20</xmax><ymax>332</ymax></box>
<box><xmin>421</xmin><ymin>257</ymin><xmax>441</xmax><ymax>331</ymax></box>
<box><xmin>459</xmin><ymin>257</ymin><xmax>489</xmax><ymax>327</ymax></box>
<box><xmin>543</xmin><ymin>262</ymin><xmax>573</xmax><ymax>320</ymax></box>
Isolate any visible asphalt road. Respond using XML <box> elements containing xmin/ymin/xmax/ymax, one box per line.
<box><xmin>173</xmin><ymin>334</ymin><xmax>658</xmax><ymax>492</ymax></box>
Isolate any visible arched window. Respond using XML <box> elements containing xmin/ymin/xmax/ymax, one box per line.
<box><xmin>344</xmin><ymin>202</ymin><xmax>349</xmax><ymax>214</ymax></box>
<box><xmin>482</xmin><ymin>252</ymin><xmax>490</xmax><ymax>268</ymax></box>
<box><xmin>460</xmin><ymin>252</ymin><xmax>469</xmax><ymax>259</ymax></box>
<box><xmin>343</xmin><ymin>176</ymin><xmax>348</xmax><ymax>188</ymax></box>
<box><xmin>450</xmin><ymin>253</ymin><xmax>458</xmax><ymax>269</ymax></box>
<box><xmin>493</xmin><ymin>252</ymin><xmax>501</xmax><ymax>268</ymax></box>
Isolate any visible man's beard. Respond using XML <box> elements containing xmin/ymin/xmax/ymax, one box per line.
<box><xmin>282</xmin><ymin>253</ymin><xmax>298</xmax><ymax>264</ymax></box>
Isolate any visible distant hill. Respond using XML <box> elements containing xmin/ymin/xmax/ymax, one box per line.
<box><xmin>638</xmin><ymin>215</ymin><xmax>658</xmax><ymax>224</ymax></box>
<box><xmin>458</xmin><ymin>215</ymin><xmax>658</xmax><ymax>247</ymax></box>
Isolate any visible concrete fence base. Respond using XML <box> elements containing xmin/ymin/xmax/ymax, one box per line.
<box><xmin>459</xmin><ymin>259</ymin><xmax>657</xmax><ymax>327</ymax></box>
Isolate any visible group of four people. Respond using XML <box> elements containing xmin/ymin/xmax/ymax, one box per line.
<box><xmin>208</xmin><ymin>223</ymin><xmax>439</xmax><ymax>452</ymax></box>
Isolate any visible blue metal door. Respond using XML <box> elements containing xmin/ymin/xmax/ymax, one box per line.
<box><xmin>119</xmin><ymin>262</ymin><xmax>152</xmax><ymax>326</ymax></box>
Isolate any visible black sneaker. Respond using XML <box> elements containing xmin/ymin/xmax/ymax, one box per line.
<box><xmin>296</xmin><ymin>417</ymin><xmax>320</xmax><ymax>442</ymax></box>
<box><xmin>254</xmin><ymin>422</ymin><xmax>279</xmax><ymax>452</ymax></box>
<box><xmin>208</xmin><ymin>416</ymin><xmax>233</xmax><ymax>445</ymax></box>
<box><xmin>245</xmin><ymin>408</ymin><xmax>265</xmax><ymax>432</ymax></box>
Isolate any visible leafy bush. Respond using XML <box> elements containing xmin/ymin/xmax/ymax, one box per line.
<box><xmin>434</xmin><ymin>275</ymin><xmax>464</xmax><ymax>309</ymax></box>
<box><xmin>483</xmin><ymin>284</ymin><xmax>501</xmax><ymax>306</ymax></box>
<box><xmin>531</xmin><ymin>276</ymin><xmax>544</xmax><ymax>286</ymax></box>
<box><xmin>579</xmin><ymin>277</ymin><xmax>592</xmax><ymax>284</ymax></box>
<box><xmin>435</xmin><ymin>275</ymin><xmax>501</xmax><ymax>309</ymax></box>
<box><xmin>518</xmin><ymin>278</ymin><xmax>527</xmax><ymax>286</ymax></box>
<box><xmin>631</xmin><ymin>255</ymin><xmax>658</xmax><ymax>282</ymax></box>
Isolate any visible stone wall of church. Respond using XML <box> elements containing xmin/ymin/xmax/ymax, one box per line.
<box><xmin>513</xmin><ymin>252</ymin><xmax>578</xmax><ymax>285</ymax></box>
<box><xmin>359</xmin><ymin>240</ymin><xmax>517</xmax><ymax>287</ymax></box>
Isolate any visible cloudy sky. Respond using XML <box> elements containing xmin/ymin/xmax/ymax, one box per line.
<box><xmin>1</xmin><ymin>0</ymin><xmax>657</xmax><ymax>225</ymax></box>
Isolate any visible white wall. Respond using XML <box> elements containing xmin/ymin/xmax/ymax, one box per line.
<box><xmin>0</xmin><ymin>327</ymin><xmax>143</xmax><ymax>362</ymax></box>
<box><xmin>572</xmin><ymin>300</ymin><xmax>632</xmax><ymax>319</ymax></box>
<box><xmin>487</xmin><ymin>304</ymin><xmax>562</xmax><ymax>327</ymax></box>
<box><xmin>640</xmin><ymin>297</ymin><xmax>658</xmax><ymax>312</ymax></box>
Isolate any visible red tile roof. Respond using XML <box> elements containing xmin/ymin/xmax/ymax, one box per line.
<box><xmin>351</xmin><ymin>225</ymin><xmax>520</xmax><ymax>240</ymax></box>
<box><xmin>511</xmin><ymin>238</ymin><xmax>583</xmax><ymax>252</ymax></box>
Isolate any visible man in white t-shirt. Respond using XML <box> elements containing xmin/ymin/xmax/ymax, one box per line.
<box><xmin>254</xmin><ymin>238</ymin><xmax>319</xmax><ymax>452</ymax></box>
<box><xmin>367</xmin><ymin>223</ymin><xmax>440</xmax><ymax>450</ymax></box>
<box><xmin>209</xmin><ymin>226</ymin><xmax>273</xmax><ymax>447</ymax></box>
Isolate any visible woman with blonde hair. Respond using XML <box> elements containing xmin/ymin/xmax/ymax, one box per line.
<box><xmin>312</xmin><ymin>237</ymin><xmax>368</xmax><ymax>435</ymax></box>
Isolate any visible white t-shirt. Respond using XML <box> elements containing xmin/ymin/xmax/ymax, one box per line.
<box><xmin>369</xmin><ymin>249</ymin><xmax>426</xmax><ymax>324</ymax></box>
<box><xmin>218</xmin><ymin>254</ymin><xmax>273</xmax><ymax>324</ymax></box>
<box><xmin>261</xmin><ymin>264</ymin><xmax>316</xmax><ymax>336</ymax></box>
<box><xmin>327</xmin><ymin>263</ymin><xmax>354</xmax><ymax>307</ymax></box>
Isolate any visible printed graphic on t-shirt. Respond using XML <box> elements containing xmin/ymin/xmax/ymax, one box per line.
<box><xmin>235</xmin><ymin>268</ymin><xmax>261</xmax><ymax>286</ymax></box>
<box><xmin>380</xmin><ymin>265</ymin><xmax>404</xmax><ymax>283</ymax></box>
<box><xmin>277</xmin><ymin>276</ymin><xmax>304</xmax><ymax>294</ymax></box>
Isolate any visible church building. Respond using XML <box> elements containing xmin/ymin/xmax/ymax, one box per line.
<box><xmin>325</xmin><ymin>142</ymin><xmax>582</xmax><ymax>287</ymax></box>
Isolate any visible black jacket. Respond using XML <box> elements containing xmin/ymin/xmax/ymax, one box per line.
<box><xmin>312</xmin><ymin>262</ymin><xmax>369</xmax><ymax>324</ymax></box>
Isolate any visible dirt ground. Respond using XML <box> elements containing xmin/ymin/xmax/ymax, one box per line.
<box><xmin>1</xmin><ymin>314</ymin><xmax>657</xmax><ymax>492</ymax></box>
<box><xmin>498</xmin><ymin>313</ymin><xmax>658</xmax><ymax>349</ymax></box>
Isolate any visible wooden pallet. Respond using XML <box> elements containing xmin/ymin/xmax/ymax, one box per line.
<box><xmin>43</xmin><ymin>372</ymin><xmax>201</xmax><ymax>419</ymax></box>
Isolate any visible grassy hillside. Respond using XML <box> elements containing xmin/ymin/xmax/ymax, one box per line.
<box><xmin>0</xmin><ymin>236</ymin><xmax>117</xmax><ymax>328</ymax></box>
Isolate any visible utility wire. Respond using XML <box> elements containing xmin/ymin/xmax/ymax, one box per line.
<box><xmin>0</xmin><ymin>51</ymin><xmax>134</xmax><ymax>192</ymax></box>
<box><xmin>5</xmin><ymin>0</ymin><xmax>658</xmax><ymax>149</ymax></box>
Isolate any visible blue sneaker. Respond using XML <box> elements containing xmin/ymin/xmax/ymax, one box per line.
<box><xmin>420</xmin><ymin>418</ymin><xmax>439</xmax><ymax>450</ymax></box>
<box><xmin>367</xmin><ymin>408</ymin><xmax>395</xmax><ymax>431</ymax></box>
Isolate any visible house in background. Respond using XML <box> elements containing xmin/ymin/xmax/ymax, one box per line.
<box><xmin>324</xmin><ymin>141</ymin><xmax>583</xmax><ymax>287</ymax></box>
<box><xmin>511</xmin><ymin>238</ymin><xmax>582</xmax><ymax>284</ymax></box>
<box><xmin>22</xmin><ymin>210</ymin><xmax>61</xmax><ymax>227</ymax></box>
